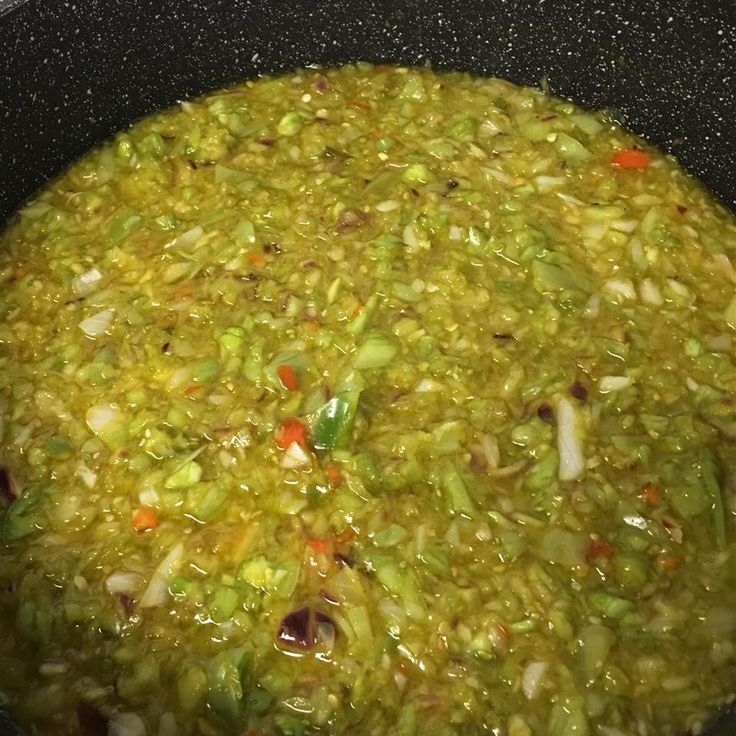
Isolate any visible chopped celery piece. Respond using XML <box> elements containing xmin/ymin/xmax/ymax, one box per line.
<box><xmin>724</xmin><ymin>294</ymin><xmax>736</xmax><ymax>328</ymax></box>
<box><xmin>589</xmin><ymin>591</ymin><xmax>635</xmax><ymax>619</ymax></box>
<box><xmin>188</xmin><ymin>482</ymin><xmax>228</xmax><ymax>522</ymax></box>
<box><xmin>524</xmin><ymin>452</ymin><xmax>559</xmax><ymax>493</ymax></box>
<box><xmin>555</xmin><ymin>132</ymin><xmax>592</xmax><ymax>161</ymax></box>
<box><xmin>467</xmin><ymin>224</ymin><xmax>488</xmax><ymax>251</ymax></box>
<box><xmin>371</xmin><ymin>554</ymin><xmax>425</xmax><ymax>618</ymax></box>
<box><xmin>579</xmin><ymin>623</ymin><xmax>615</xmax><ymax>680</ymax></box>
<box><xmin>347</xmin><ymin>294</ymin><xmax>379</xmax><ymax>335</ymax></box>
<box><xmin>538</xmin><ymin>529</ymin><xmax>587</xmax><ymax>566</ymax></box>
<box><xmin>518</xmin><ymin>118</ymin><xmax>552</xmax><ymax>141</ymax></box>
<box><xmin>345</xmin><ymin>605</ymin><xmax>373</xmax><ymax>642</ymax></box>
<box><xmin>231</xmin><ymin>219</ymin><xmax>256</xmax><ymax>245</ymax></box>
<box><xmin>700</xmin><ymin>449</ymin><xmax>726</xmax><ymax>547</ymax></box>
<box><xmin>155</xmin><ymin>213</ymin><xmax>178</xmax><ymax>230</ymax></box>
<box><xmin>109</xmin><ymin>210</ymin><xmax>143</xmax><ymax>241</ymax></box>
<box><xmin>373</xmin><ymin>524</ymin><xmax>409</xmax><ymax>547</ymax></box>
<box><xmin>215</xmin><ymin>166</ymin><xmax>255</xmax><ymax>187</ymax></box>
<box><xmin>399</xmin><ymin>74</ymin><xmax>425</xmax><ymax>101</ymax></box>
<box><xmin>613</xmin><ymin>553</ymin><xmax>649</xmax><ymax>591</ymax></box>
<box><xmin>420</xmin><ymin>544</ymin><xmax>451</xmax><ymax>576</ymax></box>
<box><xmin>442</xmin><ymin>465</ymin><xmax>475</xmax><ymax>516</ymax></box>
<box><xmin>403</xmin><ymin>163</ymin><xmax>435</xmax><ymax>185</ymax></box>
<box><xmin>191</xmin><ymin>357</ymin><xmax>219</xmax><ymax>382</ymax></box>
<box><xmin>177</xmin><ymin>664</ymin><xmax>208</xmax><ymax>711</ymax></box>
<box><xmin>208</xmin><ymin>586</ymin><xmax>240</xmax><ymax>621</ymax></box>
<box><xmin>243</xmin><ymin>338</ymin><xmax>264</xmax><ymax>383</ymax></box>
<box><xmin>277</xmin><ymin>111</ymin><xmax>306</xmax><ymax>136</ymax></box>
<box><xmin>207</xmin><ymin>649</ymin><xmax>246</xmax><ymax>725</ymax></box>
<box><xmin>218</xmin><ymin>326</ymin><xmax>246</xmax><ymax>356</ymax></box>
<box><xmin>548</xmin><ymin>699</ymin><xmax>590</xmax><ymax>736</ymax></box>
<box><xmin>238</xmin><ymin>557</ymin><xmax>300</xmax><ymax>599</ymax></box>
<box><xmin>165</xmin><ymin>461</ymin><xmax>203</xmax><ymax>490</ymax></box>
<box><xmin>353</xmin><ymin>332</ymin><xmax>398</xmax><ymax>369</ymax></box>
<box><xmin>570</xmin><ymin>113</ymin><xmax>604</xmax><ymax>136</ymax></box>
<box><xmin>140</xmin><ymin>130</ymin><xmax>167</xmax><ymax>156</ymax></box>
<box><xmin>445</xmin><ymin>117</ymin><xmax>477</xmax><ymax>141</ymax></box>
<box><xmin>2</xmin><ymin>484</ymin><xmax>48</xmax><ymax>541</ymax></box>
<box><xmin>531</xmin><ymin>260</ymin><xmax>583</xmax><ymax>292</ymax></box>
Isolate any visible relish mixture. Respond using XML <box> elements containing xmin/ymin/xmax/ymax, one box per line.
<box><xmin>1</xmin><ymin>64</ymin><xmax>735</xmax><ymax>736</ymax></box>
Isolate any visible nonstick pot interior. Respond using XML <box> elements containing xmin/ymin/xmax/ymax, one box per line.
<box><xmin>1</xmin><ymin>0</ymin><xmax>735</xmax><ymax>222</ymax></box>
<box><xmin>0</xmin><ymin>0</ymin><xmax>734</xmax><ymax>734</ymax></box>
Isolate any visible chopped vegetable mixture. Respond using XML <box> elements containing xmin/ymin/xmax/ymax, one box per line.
<box><xmin>1</xmin><ymin>64</ymin><xmax>735</xmax><ymax>736</ymax></box>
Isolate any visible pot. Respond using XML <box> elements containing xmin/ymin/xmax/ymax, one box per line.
<box><xmin>0</xmin><ymin>1</ymin><xmax>733</xmax><ymax>734</ymax></box>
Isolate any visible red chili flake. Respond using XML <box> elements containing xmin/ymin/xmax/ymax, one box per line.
<box><xmin>586</xmin><ymin>539</ymin><xmax>614</xmax><ymax>560</ymax></box>
<box><xmin>641</xmin><ymin>483</ymin><xmax>663</xmax><ymax>506</ymax></box>
<box><xmin>277</xmin><ymin>364</ymin><xmax>298</xmax><ymax>391</ymax></box>
<box><xmin>274</xmin><ymin>418</ymin><xmax>308</xmax><ymax>450</ymax></box>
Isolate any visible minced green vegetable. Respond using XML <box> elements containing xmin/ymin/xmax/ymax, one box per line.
<box><xmin>0</xmin><ymin>63</ymin><xmax>734</xmax><ymax>736</ymax></box>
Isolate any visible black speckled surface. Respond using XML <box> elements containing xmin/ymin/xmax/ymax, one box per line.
<box><xmin>0</xmin><ymin>1</ymin><xmax>734</xmax><ymax>733</ymax></box>
<box><xmin>0</xmin><ymin>0</ymin><xmax>734</xmax><ymax>222</ymax></box>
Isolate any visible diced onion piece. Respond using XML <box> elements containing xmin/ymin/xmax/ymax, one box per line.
<box><xmin>713</xmin><ymin>253</ymin><xmax>736</xmax><ymax>282</ymax></box>
<box><xmin>598</xmin><ymin>375</ymin><xmax>633</xmax><ymax>393</ymax></box>
<box><xmin>108</xmin><ymin>712</ymin><xmax>147</xmax><ymax>736</ymax></box>
<box><xmin>556</xmin><ymin>192</ymin><xmax>584</xmax><ymax>207</ymax></box>
<box><xmin>611</xmin><ymin>219</ymin><xmax>638</xmax><ymax>233</ymax></box>
<box><xmin>72</xmin><ymin>267</ymin><xmax>102</xmax><ymax>296</ymax></box>
<box><xmin>402</xmin><ymin>224</ymin><xmax>419</xmax><ymax>249</ymax></box>
<box><xmin>534</xmin><ymin>176</ymin><xmax>566</xmax><ymax>191</ymax></box>
<box><xmin>375</xmin><ymin>199</ymin><xmax>400</xmax><ymax>212</ymax></box>
<box><xmin>139</xmin><ymin>543</ymin><xmax>184</xmax><ymax>608</ymax></box>
<box><xmin>667</xmin><ymin>278</ymin><xmax>692</xmax><ymax>300</ymax></box>
<box><xmin>639</xmin><ymin>278</ymin><xmax>664</xmax><ymax>306</ymax></box>
<box><xmin>164</xmin><ymin>226</ymin><xmax>204</xmax><ymax>249</ymax></box>
<box><xmin>158</xmin><ymin>713</ymin><xmax>178</xmax><ymax>736</ymax></box>
<box><xmin>166</xmin><ymin>366</ymin><xmax>192</xmax><ymax>391</ymax></box>
<box><xmin>581</xmin><ymin>222</ymin><xmax>606</xmax><ymax>241</ymax></box>
<box><xmin>105</xmin><ymin>571</ymin><xmax>145</xmax><ymax>597</ymax></box>
<box><xmin>686</xmin><ymin>376</ymin><xmax>700</xmax><ymax>392</ymax></box>
<box><xmin>448</xmin><ymin>225</ymin><xmax>463</xmax><ymax>241</ymax></box>
<box><xmin>603</xmin><ymin>278</ymin><xmax>636</xmax><ymax>301</ymax></box>
<box><xmin>280</xmin><ymin>441</ymin><xmax>312</xmax><ymax>469</ymax></box>
<box><xmin>39</xmin><ymin>660</ymin><xmax>70</xmax><ymax>677</ymax></box>
<box><xmin>414</xmin><ymin>378</ymin><xmax>443</xmax><ymax>393</ymax></box>
<box><xmin>79</xmin><ymin>308</ymin><xmax>114</xmax><ymax>337</ymax></box>
<box><xmin>86</xmin><ymin>403</ymin><xmax>120</xmax><ymax>435</ymax></box>
<box><xmin>583</xmin><ymin>293</ymin><xmax>600</xmax><ymax>319</ymax></box>
<box><xmin>522</xmin><ymin>661</ymin><xmax>549</xmax><ymax>700</ymax></box>
<box><xmin>75</xmin><ymin>462</ymin><xmax>97</xmax><ymax>489</ymax></box>
<box><xmin>480</xmin><ymin>118</ymin><xmax>503</xmax><ymax>136</ymax></box>
<box><xmin>706</xmin><ymin>333</ymin><xmax>732</xmax><ymax>352</ymax></box>
<box><xmin>556</xmin><ymin>398</ymin><xmax>584</xmax><ymax>482</ymax></box>
<box><xmin>138</xmin><ymin>487</ymin><xmax>160</xmax><ymax>506</ymax></box>
<box><xmin>484</xmin><ymin>167</ymin><xmax>514</xmax><ymax>186</ymax></box>
<box><xmin>478</xmin><ymin>433</ymin><xmax>500</xmax><ymax>469</ymax></box>
<box><xmin>725</xmin><ymin>294</ymin><xmax>736</xmax><ymax>328</ymax></box>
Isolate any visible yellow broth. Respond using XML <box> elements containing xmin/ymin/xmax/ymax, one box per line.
<box><xmin>0</xmin><ymin>64</ymin><xmax>735</xmax><ymax>735</ymax></box>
